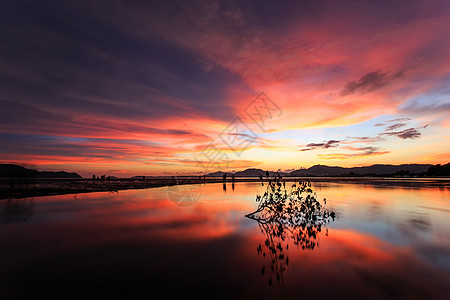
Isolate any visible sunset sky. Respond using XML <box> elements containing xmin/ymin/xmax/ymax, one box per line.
<box><xmin>0</xmin><ymin>0</ymin><xmax>449</xmax><ymax>177</ymax></box>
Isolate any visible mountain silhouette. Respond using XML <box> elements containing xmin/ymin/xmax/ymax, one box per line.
<box><xmin>206</xmin><ymin>169</ymin><xmax>286</xmax><ymax>177</ymax></box>
<box><xmin>289</xmin><ymin>164</ymin><xmax>432</xmax><ymax>176</ymax></box>
<box><xmin>207</xmin><ymin>164</ymin><xmax>433</xmax><ymax>177</ymax></box>
<box><xmin>234</xmin><ymin>168</ymin><xmax>273</xmax><ymax>177</ymax></box>
<box><xmin>0</xmin><ymin>164</ymin><xmax>82</xmax><ymax>179</ymax></box>
<box><xmin>204</xmin><ymin>171</ymin><xmax>234</xmax><ymax>177</ymax></box>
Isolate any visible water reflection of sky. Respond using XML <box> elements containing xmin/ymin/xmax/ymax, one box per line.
<box><xmin>0</xmin><ymin>181</ymin><xmax>449</xmax><ymax>298</ymax></box>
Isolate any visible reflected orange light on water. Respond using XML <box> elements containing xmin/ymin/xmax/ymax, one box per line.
<box><xmin>1</xmin><ymin>181</ymin><xmax>449</xmax><ymax>298</ymax></box>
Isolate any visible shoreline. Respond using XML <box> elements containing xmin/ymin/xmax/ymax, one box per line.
<box><xmin>1</xmin><ymin>177</ymin><xmax>449</xmax><ymax>200</ymax></box>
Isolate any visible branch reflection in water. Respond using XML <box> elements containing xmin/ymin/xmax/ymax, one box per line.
<box><xmin>246</xmin><ymin>175</ymin><xmax>336</xmax><ymax>287</ymax></box>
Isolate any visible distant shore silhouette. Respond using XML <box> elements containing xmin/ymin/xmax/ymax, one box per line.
<box><xmin>0</xmin><ymin>163</ymin><xmax>449</xmax><ymax>200</ymax></box>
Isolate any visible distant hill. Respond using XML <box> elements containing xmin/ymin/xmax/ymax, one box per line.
<box><xmin>234</xmin><ymin>168</ymin><xmax>288</xmax><ymax>177</ymax></box>
<box><xmin>234</xmin><ymin>168</ymin><xmax>265</xmax><ymax>177</ymax></box>
<box><xmin>288</xmin><ymin>164</ymin><xmax>432</xmax><ymax>176</ymax></box>
<box><xmin>0</xmin><ymin>164</ymin><xmax>82</xmax><ymax>179</ymax></box>
<box><xmin>38</xmin><ymin>171</ymin><xmax>82</xmax><ymax>179</ymax></box>
<box><xmin>207</xmin><ymin>168</ymin><xmax>286</xmax><ymax>177</ymax></box>
<box><xmin>205</xmin><ymin>171</ymin><xmax>234</xmax><ymax>177</ymax></box>
<box><xmin>207</xmin><ymin>164</ymin><xmax>434</xmax><ymax>177</ymax></box>
<box><xmin>290</xmin><ymin>165</ymin><xmax>345</xmax><ymax>176</ymax></box>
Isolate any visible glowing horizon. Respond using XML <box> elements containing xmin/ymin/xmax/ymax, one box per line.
<box><xmin>0</xmin><ymin>0</ymin><xmax>449</xmax><ymax>177</ymax></box>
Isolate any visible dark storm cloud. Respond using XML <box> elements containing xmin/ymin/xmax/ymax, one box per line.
<box><xmin>0</xmin><ymin>98</ymin><xmax>211</xmax><ymax>146</ymax></box>
<box><xmin>0</xmin><ymin>0</ymin><xmax>247</xmax><ymax>132</ymax></box>
<box><xmin>346</xmin><ymin>136</ymin><xmax>384</xmax><ymax>143</ymax></box>
<box><xmin>380</xmin><ymin>127</ymin><xmax>426</xmax><ymax>139</ymax></box>
<box><xmin>340</xmin><ymin>70</ymin><xmax>404</xmax><ymax>96</ymax></box>
<box><xmin>318</xmin><ymin>146</ymin><xmax>389</xmax><ymax>159</ymax></box>
<box><xmin>384</xmin><ymin>123</ymin><xmax>407</xmax><ymax>131</ymax></box>
<box><xmin>0</xmin><ymin>132</ymin><xmax>184</xmax><ymax>163</ymax></box>
<box><xmin>354</xmin><ymin>146</ymin><xmax>386</xmax><ymax>155</ymax></box>
<box><xmin>300</xmin><ymin>140</ymin><xmax>340</xmax><ymax>151</ymax></box>
<box><xmin>373</xmin><ymin>117</ymin><xmax>428</xmax><ymax>139</ymax></box>
<box><xmin>374</xmin><ymin>118</ymin><xmax>412</xmax><ymax>126</ymax></box>
<box><xmin>301</xmin><ymin>115</ymin><xmax>426</xmax><ymax>159</ymax></box>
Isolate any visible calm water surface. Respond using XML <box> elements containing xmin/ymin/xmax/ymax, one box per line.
<box><xmin>1</xmin><ymin>181</ymin><xmax>450</xmax><ymax>299</ymax></box>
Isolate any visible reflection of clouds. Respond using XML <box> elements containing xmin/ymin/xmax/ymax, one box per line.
<box><xmin>320</xmin><ymin>182</ymin><xmax>449</xmax><ymax>235</ymax></box>
<box><xmin>419</xmin><ymin>205</ymin><xmax>450</xmax><ymax>214</ymax></box>
<box><xmin>1</xmin><ymin>198</ymin><xmax>34</xmax><ymax>224</ymax></box>
<box><xmin>415</xmin><ymin>244</ymin><xmax>450</xmax><ymax>272</ymax></box>
<box><xmin>246</xmin><ymin>229</ymin><xmax>450</xmax><ymax>298</ymax></box>
<box><xmin>366</xmin><ymin>200</ymin><xmax>385</xmax><ymax>218</ymax></box>
<box><xmin>392</xmin><ymin>209</ymin><xmax>450</xmax><ymax>274</ymax></box>
<box><xmin>394</xmin><ymin>212</ymin><xmax>432</xmax><ymax>245</ymax></box>
<box><xmin>1</xmin><ymin>183</ymin><xmax>450</xmax><ymax>298</ymax></box>
<box><xmin>408</xmin><ymin>216</ymin><xmax>431</xmax><ymax>231</ymax></box>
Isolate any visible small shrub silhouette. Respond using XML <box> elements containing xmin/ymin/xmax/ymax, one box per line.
<box><xmin>246</xmin><ymin>175</ymin><xmax>336</xmax><ymax>286</ymax></box>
